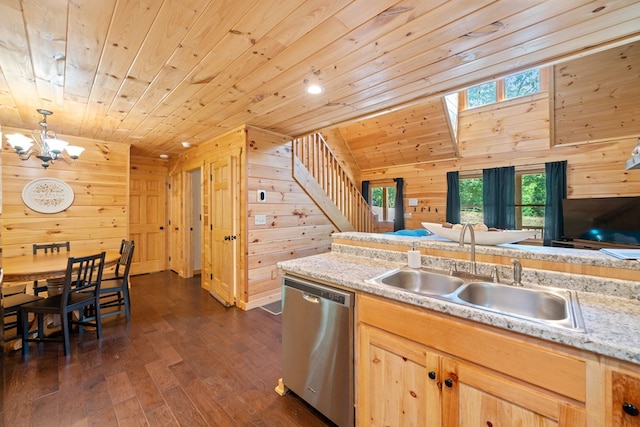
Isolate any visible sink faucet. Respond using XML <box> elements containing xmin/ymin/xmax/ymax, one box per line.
<box><xmin>459</xmin><ymin>223</ymin><xmax>477</xmax><ymax>275</ymax></box>
<box><xmin>512</xmin><ymin>259</ymin><xmax>523</xmax><ymax>286</ymax></box>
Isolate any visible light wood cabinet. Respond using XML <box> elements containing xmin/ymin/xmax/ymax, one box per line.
<box><xmin>356</xmin><ymin>293</ymin><xmax>588</xmax><ymax>426</ymax></box>
<box><xmin>609</xmin><ymin>366</ymin><xmax>640</xmax><ymax>426</ymax></box>
<box><xmin>358</xmin><ymin>324</ymin><xmax>441</xmax><ymax>426</ymax></box>
<box><xmin>441</xmin><ymin>358</ymin><xmax>584</xmax><ymax>426</ymax></box>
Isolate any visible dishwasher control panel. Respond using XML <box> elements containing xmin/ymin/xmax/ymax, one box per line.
<box><xmin>320</xmin><ymin>290</ymin><xmax>346</xmax><ymax>304</ymax></box>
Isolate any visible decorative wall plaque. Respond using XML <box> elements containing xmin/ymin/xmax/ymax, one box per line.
<box><xmin>22</xmin><ymin>178</ymin><xmax>74</xmax><ymax>213</ymax></box>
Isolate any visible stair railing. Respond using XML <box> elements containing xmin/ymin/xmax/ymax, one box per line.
<box><xmin>292</xmin><ymin>133</ymin><xmax>376</xmax><ymax>232</ymax></box>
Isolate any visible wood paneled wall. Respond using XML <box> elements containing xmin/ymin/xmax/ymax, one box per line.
<box><xmin>1</xmin><ymin>127</ymin><xmax>130</xmax><ymax>257</ymax></box>
<box><xmin>361</xmin><ymin>86</ymin><xmax>640</xmax><ymax>230</ymax></box>
<box><xmin>320</xmin><ymin>127</ymin><xmax>362</xmax><ymax>187</ymax></box>
<box><xmin>553</xmin><ymin>42</ymin><xmax>640</xmax><ymax>145</ymax></box>
<box><xmin>169</xmin><ymin>125</ymin><xmax>335</xmax><ymax>309</ymax></box>
<box><xmin>246</xmin><ymin>127</ymin><xmax>336</xmax><ymax>305</ymax></box>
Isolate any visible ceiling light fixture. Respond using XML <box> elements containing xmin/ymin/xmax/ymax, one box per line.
<box><xmin>181</xmin><ymin>141</ymin><xmax>191</xmax><ymax>148</ymax></box>
<box><xmin>307</xmin><ymin>85</ymin><xmax>323</xmax><ymax>94</ymax></box>
<box><xmin>5</xmin><ymin>109</ymin><xmax>84</xmax><ymax>169</ymax></box>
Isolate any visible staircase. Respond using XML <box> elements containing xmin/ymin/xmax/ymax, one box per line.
<box><xmin>292</xmin><ymin>132</ymin><xmax>376</xmax><ymax>232</ymax></box>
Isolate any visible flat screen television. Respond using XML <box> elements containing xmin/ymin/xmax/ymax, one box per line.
<box><xmin>561</xmin><ymin>197</ymin><xmax>640</xmax><ymax>247</ymax></box>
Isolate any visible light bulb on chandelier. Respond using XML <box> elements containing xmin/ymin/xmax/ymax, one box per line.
<box><xmin>5</xmin><ymin>108</ymin><xmax>84</xmax><ymax>169</ymax></box>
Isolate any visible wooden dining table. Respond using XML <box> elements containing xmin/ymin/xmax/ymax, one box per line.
<box><xmin>2</xmin><ymin>249</ymin><xmax>121</xmax><ymax>284</ymax></box>
<box><xmin>2</xmin><ymin>249</ymin><xmax>122</xmax><ymax>345</ymax></box>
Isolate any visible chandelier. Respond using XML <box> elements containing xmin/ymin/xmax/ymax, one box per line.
<box><xmin>5</xmin><ymin>109</ymin><xmax>84</xmax><ymax>169</ymax></box>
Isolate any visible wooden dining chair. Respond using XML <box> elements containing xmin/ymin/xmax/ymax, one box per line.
<box><xmin>85</xmin><ymin>240</ymin><xmax>135</xmax><ymax>322</ymax></box>
<box><xmin>20</xmin><ymin>251</ymin><xmax>106</xmax><ymax>357</ymax></box>
<box><xmin>1</xmin><ymin>268</ymin><xmax>43</xmax><ymax>344</ymax></box>
<box><xmin>32</xmin><ymin>242</ymin><xmax>71</xmax><ymax>296</ymax></box>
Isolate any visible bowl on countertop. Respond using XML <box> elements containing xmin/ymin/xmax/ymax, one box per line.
<box><xmin>421</xmin><ymin>222</ymin><xmax>537</xmax><ymax>245</ymax></box>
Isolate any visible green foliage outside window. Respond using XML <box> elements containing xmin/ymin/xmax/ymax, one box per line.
<box><xmin>505</xmin><ymin>69</ymin><xmax>540</xmax><ymax>98</ymax></box>
<box><xmin>371</xmin><ymin>186</ymin><xmax>395</xmax><ymax>208</ymax></box>
<box><xmin>520</xmin><ymin>173</ymin><xmax>545</xmax><ymax>227</ymax></box>
<box><xmin>467</xmin><ymin>69</ymin><xmax>540</xmax><ymax>109</ymax></box>
<box><xmin>459</xmin><ymin>173</ymin><xmax>546</xmax><ymax>229</ymax></box>
<box><xmin>371</xmin><ymin>186</ymin><xmax>396</xmax><ymax>222</ymax></box>
<box><xmin>459</xmin><ymin>178</ymin><xmax>483</xmax><ymax>223</ymax></box>
<box><xmin>467</xmin><ymin>82</ymin><xmax>496</xmax><ymax>108</ymax></box>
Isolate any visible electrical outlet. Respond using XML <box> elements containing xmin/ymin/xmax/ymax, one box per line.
<box><xmin>255</xmin><ymin>214</ymin><xmax>267</xmax><ymax>225</ymax></box>
<box><xmin>404</xmin><ymin>212</ymin><xmax>412</xmax><ymax>218</ymax></box>
<box><xmin>408</xmin><ymin>198</ymin><xmax>418</xmax><ymax>206</ymax></box>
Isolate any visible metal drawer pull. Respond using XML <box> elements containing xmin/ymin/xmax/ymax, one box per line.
<box><xmin>623</xmin><ymin>402</ymin><xmax>639</xmax><ymax>416</ymax></box>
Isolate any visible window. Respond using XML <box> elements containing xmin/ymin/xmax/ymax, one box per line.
<box><xmin>505</xmin><ymin>69</ymin><xmax>540</xmax><ymax>99</ymax></box>
<box><xmin>459</xmin><ymin>176</ymin><xmax>483</xmax><ymax>224</ymax></box>
<box><xmin>459</xmin><ymin>169</ymin><xmax>545</xmax><ymax>238</ymax></box>
<box><xmin>370</xmin><ymin>184</ymin><xmax>396</xmax><ymax>222</ymax></box>
<box><xmin>464</xmin><ymin>68</ymin><xmax>544</xmax><ymax>109</ymax></box>
<box><xmin>515</xmin><ymin>171</ymin><xmax>545</xmax><ymax>235</ymax></box>
<box><xmin>467</xmin><ymin>82</ymin><xmax>496</xmax><ymax>108</ymax></box>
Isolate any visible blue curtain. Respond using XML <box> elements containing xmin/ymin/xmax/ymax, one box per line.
<box><xmin>393</xmin><ymin>178</ymin><xmax>404</xmax><ymax>231</ymax></box>
<box><xmin>446</xmin><ymin>171</ymin><xmax>460</xmax><ymax>224</ymax></box>
<box><xmin>361</xmin><ymin>180</ymin><xmax>370</xmax><ymax>204</ymax></box>
<box><xmin>543</xmin><ymin>161</ymin><xmax>567</xmax><ymax>246</ymax></box>
<box><xmin>482</xmin><ymin>166</ymin><xmax>515</xmax><ymax>229</ymax></box>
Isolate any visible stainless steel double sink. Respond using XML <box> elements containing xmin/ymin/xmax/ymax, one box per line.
<box><xmin>367</xmin><ymin>267</ymin><xmax>585</xmax><ymax>332</ymax></box>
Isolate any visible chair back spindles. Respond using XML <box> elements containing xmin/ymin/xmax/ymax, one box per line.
<box><xmin>32</xmin><ymin>242</ymin><xmax>72</xmax><ymax>296</ymax></box>
<box><xmin>32</xmin><ymin>242</ymin><xmax>71</xmax><ymax>255</ymax></box>
<box><xmin>21</xmin><ymin>251</ymin><xmax>106</xmax><ymax>356</ymax></box>
<box><xmin>61</xmin><ymin>253</ymin><xmax>105</xmax><ymax>310</ymax></box>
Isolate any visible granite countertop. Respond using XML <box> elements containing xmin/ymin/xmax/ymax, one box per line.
<box><xmin>277</xmin><ymin>242</ymin><xmax>640</xmax><ymax>365</ymax></box>
<box><xmin>333</xmin><ymin>231</ymin><xmax>640</xmax><ymax>271</ymax></box>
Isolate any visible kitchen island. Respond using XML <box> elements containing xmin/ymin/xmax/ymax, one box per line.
<box><xmin>278</xmin><ymin>232</ymin><xmax>640</xmax><ymax>426</ymax></box>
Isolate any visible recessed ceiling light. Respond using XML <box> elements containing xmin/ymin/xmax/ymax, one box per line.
<box><xmin>160</xmin><ymin>154</ymin><xmax>169</xmax><ymax>159</ymax></box>
<box><xmin>181</xmin><ymin>141</ymin><xmax>191</xmax><ymax>148</ymax></box>
<box><xmin>307</xmin><ymin>85</ymin><xmax>323</xmax><ymax>94</ymax></box>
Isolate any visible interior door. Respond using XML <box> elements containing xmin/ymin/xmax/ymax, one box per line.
<box><xmin>129</xmin><ymin>169</ymin><xmax>167</xmax><ymax>275</ymax></box>
<box><xmin>209</xmin><ymin>157</ymin><xmax>237</xmax><ymax>306</ymax></box>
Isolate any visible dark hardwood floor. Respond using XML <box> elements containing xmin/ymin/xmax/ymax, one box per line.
<box><xmin>1</xmin><ymin>271</ymin><xmax>334</xmax><ymax>426</ymax></box>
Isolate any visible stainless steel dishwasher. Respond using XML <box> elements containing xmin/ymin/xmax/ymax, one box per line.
<box><xmin>282</xmin><ymin>275</ymin><xmax>354</xmax><ymax>427</ymax></box>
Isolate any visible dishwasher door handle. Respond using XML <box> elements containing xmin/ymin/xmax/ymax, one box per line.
<box><xmin>302</xmin><ymin>293</ymin><xmax>320</xmax><ymax>304</ymax></box>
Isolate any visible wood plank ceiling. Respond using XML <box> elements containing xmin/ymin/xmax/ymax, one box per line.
<box><xmin>0</xmin><ymin>0</ymin><xmax>638</xmax><ymax>160</ymax></box>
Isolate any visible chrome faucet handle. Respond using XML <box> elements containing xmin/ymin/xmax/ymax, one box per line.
<box><xmin>490</xmin><ymin>266</ymin><xmax>500</xmax><ymax>283</ymax></box>
<box><xmin>511</xmin><ymin>259</ymin><xmax>522</xmax><ymax>286</ymax></box>
<box><xmin>448</xmin><ymin>262</ymin><xmax>458</xmax><ymax>276</ymax></box>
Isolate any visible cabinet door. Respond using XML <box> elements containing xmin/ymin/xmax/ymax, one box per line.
<box><xmin>441</xmin><ymin>358</ymin><xmax>585</xmax><ymax>427</ymax></box>
<box><xmin>357</xmin><ymin>324</ymin><xmax>441</xmax><ymax>426</ymax></box>
<box><xmin>612</xmin><ymin>370</ymin><xmax>640</xmax><ymax>426</ymax></box>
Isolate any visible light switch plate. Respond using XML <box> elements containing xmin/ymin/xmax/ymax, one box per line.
<box><xmin>408</xmin><ymin>198</ymin><xmax>418</xmax><ymax>206</ymax></box>
<box><xmin>255</xmin><ymin>214</ymin><xmax>267</xmax><ymax>225</ymax></box>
